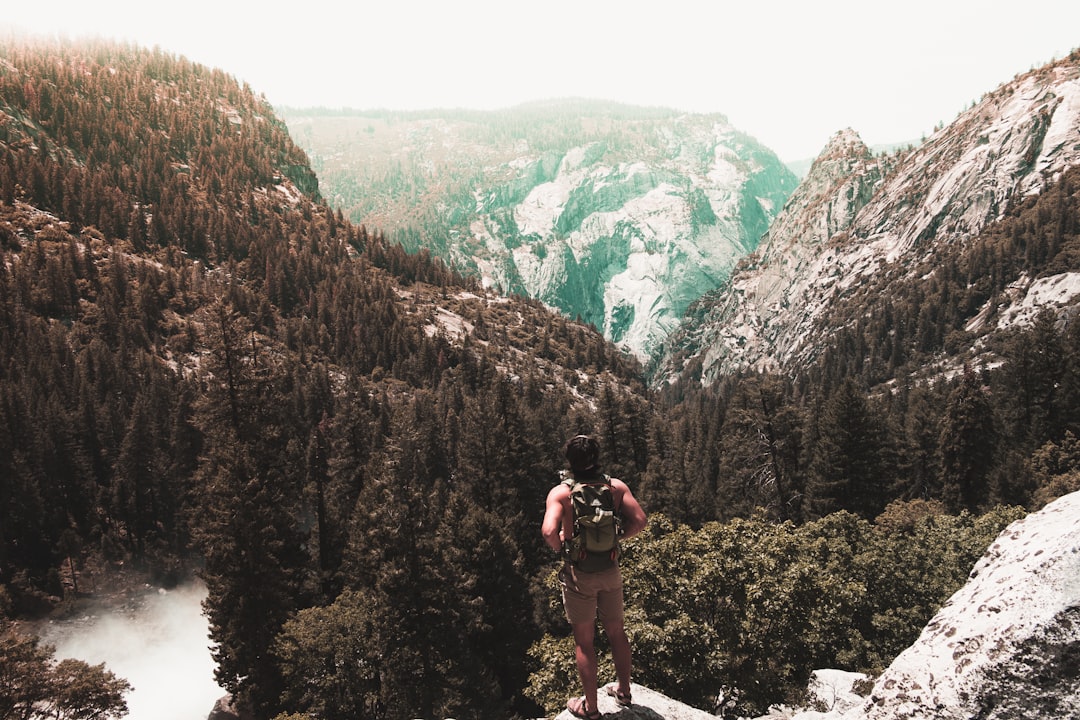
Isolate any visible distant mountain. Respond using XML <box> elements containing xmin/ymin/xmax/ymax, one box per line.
<box><xmin>280</xmin><ymin>101</ymin><xmax>798</xmax><ymax>360</ymax></box>
<box><xmin>653</xmin><ymin>51</ymin><xmax>1080</xmax><ymax>389</ymax></box>
<box><xmin>784</xmin><ymin>157</ymin><xmax>815</xmax><ymax>179</ymax></box>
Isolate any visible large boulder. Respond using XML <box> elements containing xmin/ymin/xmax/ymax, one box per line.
<box><xmin>839</xmin><ymin>491</ymin><xmax>1080</xmax><ymax>719</ymax></box>
<box><xmin>207</xmin><ymin>694</ymin><xmax>255</xmax><ymax>720</ymax></box>
<box><xmin>553</xmin><ymin>683</ymin><xmax>716</xmax><ymax>719</ymax></box>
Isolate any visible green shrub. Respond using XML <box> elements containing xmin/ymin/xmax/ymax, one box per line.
<box><xmin>526</xmin><ymin>506</ymin><xmax>1024</xmax><ymax>716</ymax></box>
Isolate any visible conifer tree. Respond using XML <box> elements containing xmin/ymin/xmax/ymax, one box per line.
<box><xmin>334</xmin><ymin>389</ymin><xmax>543</xmax><ymax>718</ymax></box>
<box><xmin>112</xmin><ymin>390</ymin><xmax>160</xmax><ymax>556</ymax></box>
<box><xmin>807</xmin><ymin>379</ymin><xmax>891</xmax><ymax>519</ymax></box>
<box><xmin>716</xmin><ymin>376</ymin><xmax>804</xmax><ymax>521</ymax></box>
<box><xmin>191</xmin><ymin>301</ymin><xmax>309</xmax><ymax>717</ymax></box>
<box><xmin>997</xmin><ymin>310</ymin><xmax>1063</xmax><ymax>454</ymax></box>
<box><xmin>893</xmin><ymin>384</ymin><xmax>943</xmax><ymax>501</ymax></box>
<box><xmin>1058</xmin><ymin>316</ymin><xmax>1080</xmax><ymax>437</ymax></box>
<box><xmin>939</xmin><ymin>368</ymin><xmax>997</xmax><ymax>513</ymax></box>
<box><xmin>340</xmin><ymin>406</ymin><xmax>448</xmax><ymax>718</ymax></box>
<box><xmin>638</xmin><ymin>415</ymin><xmax>685</xmax><ymax>521</ymax></box>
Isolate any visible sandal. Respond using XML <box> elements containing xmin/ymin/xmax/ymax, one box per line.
<box><xmin>605</xmin><ymin>683</ymin><xmax>632</xmax><ymax>706</ymax></box>
<box><xmin>567</xmin><ymin>695</ymin><xmax>601</xmax><ymax>720</ymax></box>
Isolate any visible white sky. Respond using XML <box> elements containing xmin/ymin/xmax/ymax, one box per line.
<box><xmin>4</xmin><ymin>0</ymin><xmax>1080</xmax><ymax>161</ymax></box>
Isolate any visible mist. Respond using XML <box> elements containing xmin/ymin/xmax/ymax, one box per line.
<box><xmin>38</xmin><ymin>581</ymin><xmax>223</xmax><ymax>720</ymax></box>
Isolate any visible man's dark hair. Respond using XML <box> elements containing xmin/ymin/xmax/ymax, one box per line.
<box><xmin>565</xmin><ymin>434</ymin><xmax>600</xmax><ymax>473</ymax></box>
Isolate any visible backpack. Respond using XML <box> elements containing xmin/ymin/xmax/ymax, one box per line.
<box><xmin>563</xmin><ymin>474</ymin><xmax>622</xmax><ymax>572</ymax></box>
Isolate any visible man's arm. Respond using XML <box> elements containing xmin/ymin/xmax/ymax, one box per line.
<box><xmin>542</xmin><ymin>484</ymin><xmax>570</xmax><ymax>552</ymax></box>
<box><xmin>612</xmin><ymin>479</ymin><xmax>647</xmax><ymax>539</ymax></box>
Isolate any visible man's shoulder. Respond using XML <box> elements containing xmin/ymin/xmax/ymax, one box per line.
<box><xmin>609</xmin><ymin>478</ymin><xmax>642</xmax><ymax>506</ymax></box>
<box><xmin>547</xmin><ymin>482</ymin><xmax>572</xmax><ymax>500</ymax></box>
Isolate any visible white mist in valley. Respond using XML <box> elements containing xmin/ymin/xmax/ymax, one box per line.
<box><xmin>38</xmin><ymin>581</ymin><xmax>223</xmax><ymax>720</ymax></box>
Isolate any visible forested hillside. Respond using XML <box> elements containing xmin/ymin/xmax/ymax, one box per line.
<box><xmin>0</xmin><ymin>36</ymin><xmax>646</xmax><ymax>719</ymax></box>
<box><xmin>647</xmin><ymin>164</ymin><xmax>1080</xmax><ymax>525</ymax></box>
<box><xmin>2</xmin><ymin>35</ymin><xmax>1079</xmax><ymax>720</ymax></box>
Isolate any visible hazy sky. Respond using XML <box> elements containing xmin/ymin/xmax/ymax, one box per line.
<box><xmin>5</xmin><ymin>0</ymin><xmax>1080</xmax><ymax>160</ymax></box>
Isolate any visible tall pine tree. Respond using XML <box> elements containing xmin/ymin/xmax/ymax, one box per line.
<box><xmin>807</xmin><ymin>379</ymin><xmax>891</xmax><ymax>519</ymax></box>
<box><xmin>191</xmin><ymin>301</ymin><xmax>310</xmax><ymax>717</ymax></box>
<box><xmin>939</xmin><ymin>368</ymin><xmax>997</xmax><ymax>513</ymax></box>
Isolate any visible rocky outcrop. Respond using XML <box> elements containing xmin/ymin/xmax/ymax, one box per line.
<box><xmin>207</xmin><ymin>694</ymin><xmax>255</xmax><ymax>720</ymax></box>
<box><xmin>553</xmin><ymin>683</ymin><xmax>717</xmax><ymax>720</ymax></box>
<box><xmin>844</xmin><ymin>491</ymin><xmax>1080</xmax><ymax>720</ymax></box>
<box><xmin>773</xmin><ymin>491</ymin><xmax>1080</xmax><ymax>720</ymax></box>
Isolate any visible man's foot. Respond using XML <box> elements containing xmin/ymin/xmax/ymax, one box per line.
<box><xmin>605</xmin><ymin>683</ymin><xmax>632</xmax><ymax>707</ymax></box>
<box><xmin>567</xmin><ymin>695</ymin><xmax>601</xmax><ymax>719</ymax></box>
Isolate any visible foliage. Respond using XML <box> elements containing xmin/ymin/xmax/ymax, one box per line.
<box><xmin>527</xmin><ymin>506</ymin><xmax>1023</xmax><ymax>717</ymax></box>
<box><xmin>273</xmin><ymin>590</ymin><xmax>384</xmax><ymax>720</ymax></box>
<box><xmin>525</xmin><ymin>632</ymin><xmax>593</xmax><ymax>716</ymax></box>
<box><xmin>0</xmin><ymin>623</ymin><xmax>131</xmax><ymax>720</ymax></box>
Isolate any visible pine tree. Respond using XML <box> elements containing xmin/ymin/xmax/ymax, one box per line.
<box><xmin>638</xmin><ymin>415</ymin><xmax>684</xmax><ymax>521</ymax></box>
<box><xmin>807</xmin><ymin>380</ymin><xmax>891</xmax><ymax>519</ymax></box>
<box><xmin>997</xmin><ymin>311</ymin><xmax>1063</xmax><ymax>453</ymax></box>
<box><xmin>1058</xmin><ymin>317</ymin><xmax>1080</xmax><ymax>436</ymax></box>
<box><xmin>341</xmin><ymin>412</ymin><xmax>447</xmax><ymax>718</ymax></box>
<box><xmin>191</xmin><ymin>301</ymin><xmax>310</xmax><ymax>717</ymax></box>
<box><xmin>939</xmin><ymin>368</ymin><xmax>997</xmax><ymax>513</ymax></box>
<box><xmin>716</xmin><ymin>376</ymin><xmax>804</xmax><ymax>521</ymax></box>
<box><xmin>112</xmin><ymin>391</ymin><xmax>160</xmax><ymax>556</ymax></box>
<box><xmin>893</xmin><ymin>384</ymin><xmax>943</xmax><ymax>501</ymax></box>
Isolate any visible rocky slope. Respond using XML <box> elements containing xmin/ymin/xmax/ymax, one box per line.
<box><xmin>282</xmin><ymin>102</ymin><xmax>797</xmax><ymax>360</ymax></box>
<box><xmin>655</xmin><ymin>51</ymin><xmax>1080</xmax><ymax>386</ymax></box>
<box><xmin>821</xmin><ymin>490</ymin><xmax>1079</xmax><ymax>720</ymax></box>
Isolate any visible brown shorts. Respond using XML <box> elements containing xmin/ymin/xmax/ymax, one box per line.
<box><xmin>559</xmin><ymin>563</ymin><xmax>624</xmax><ymax>625</ymax></box>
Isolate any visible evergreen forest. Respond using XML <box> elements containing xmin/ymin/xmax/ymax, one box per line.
<box><xmin>1</xmin><ymin>36</ymin><xmax>1079</xmax><ymax>720</ymax></box>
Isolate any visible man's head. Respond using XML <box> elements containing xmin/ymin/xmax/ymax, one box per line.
<box><xmin>565</xmin><ymin>434</ymin><xmax>600</xmax><ymax>473</ymax></box>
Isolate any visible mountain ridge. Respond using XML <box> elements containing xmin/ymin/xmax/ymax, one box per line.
<box><xmin>281</xmin><ymin>101</ymin><xmax>798</xmax><ymax>360</ymax></box>
<box><xmin>654</xmin><ymin>50</ymin><xmax>1080</xmax><ymax>389</ymax></box>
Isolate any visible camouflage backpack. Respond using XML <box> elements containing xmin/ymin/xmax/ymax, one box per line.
<box><xmin>563</xmin><ymin>474</ymin><xmax>622</xmax><ymax>572</ymax></box>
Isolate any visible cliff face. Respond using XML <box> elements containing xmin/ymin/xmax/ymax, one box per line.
<box><xmin>655</xmin><ymin>52</ymin><xmax>1080</xmax><ymax>387</ymax></box>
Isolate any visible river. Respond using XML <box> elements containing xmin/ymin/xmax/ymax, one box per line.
<box><xmin>36</xmin><ymin>580</ymin><xmax>224</xmax><ymax>720</ymax></box>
